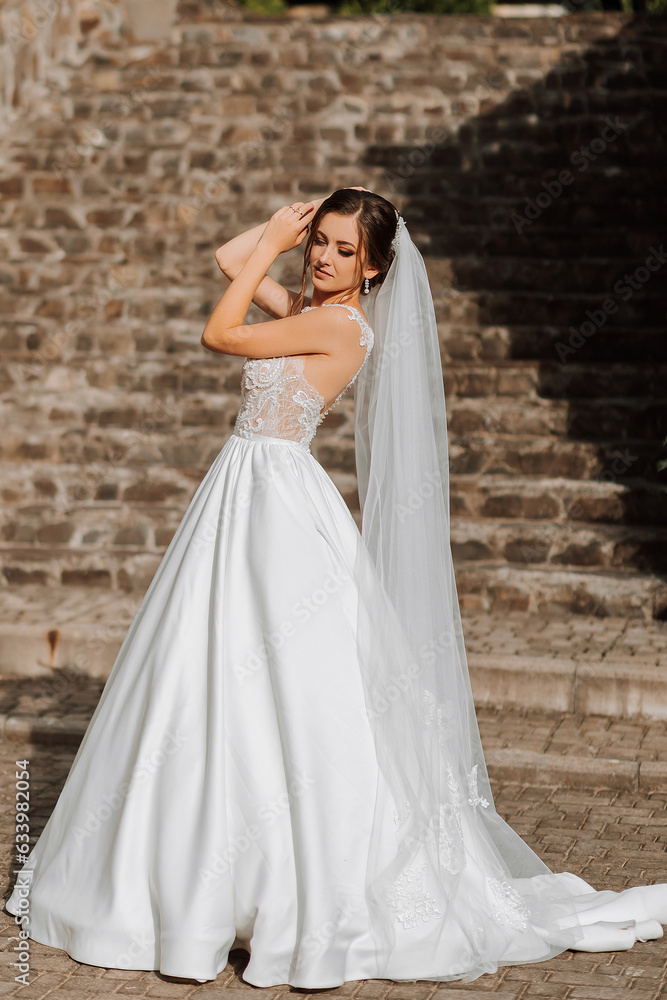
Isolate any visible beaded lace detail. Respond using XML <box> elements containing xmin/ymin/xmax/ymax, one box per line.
<box><xmin>486</xmin><ymin>877</ymin><xmax>530</xmax><ymax>931</ymax></box>
<box><xmin>233</xmin><ymin>304</ymin><xmax>374</xmax><ymax>450</ymax></box>
<box><xmin>387</xmin><ymin>864</ymin><xmax>442</xmax><ymax>930</ymax></box>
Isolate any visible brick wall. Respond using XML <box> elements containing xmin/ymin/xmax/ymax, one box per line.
<box><xmin>1</xmin><ymin>3</ymin><xmax>666</xmax><ymax>617</ymax></box>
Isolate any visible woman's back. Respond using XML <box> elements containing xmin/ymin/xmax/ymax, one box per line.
<box><xmin>233</xmin><ymin>303</ymin><xmax>374</xmax><ymax>450</ymax></box>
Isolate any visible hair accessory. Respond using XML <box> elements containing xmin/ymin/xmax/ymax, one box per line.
<box><xmin>390</xmin><ymin>215</ymin><xmax>404</xmax><ymax>255</ymax></box>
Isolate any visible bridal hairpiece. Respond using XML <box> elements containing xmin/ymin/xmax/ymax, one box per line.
<box><xmin>390</xmin><ymin>210</ymin><xmax>403</xmax><ymax>255</ymax></box>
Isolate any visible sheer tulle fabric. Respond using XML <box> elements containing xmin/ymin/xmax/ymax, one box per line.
<box><xmin>351</xmin><ymin>218</ymin><xmax>664</xmax><ymax>979</ymax></box>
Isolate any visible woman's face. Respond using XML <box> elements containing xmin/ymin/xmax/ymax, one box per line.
<box><xmin>309</xmin><ymin>212</ymin><xmax>371</xmax><ymax>297</ymax></box>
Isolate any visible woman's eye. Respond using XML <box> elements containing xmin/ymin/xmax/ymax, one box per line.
<box><xmin>314</xmin><ymin>237</ymin><xmax>352</xmax><ymax>257</ymax></box>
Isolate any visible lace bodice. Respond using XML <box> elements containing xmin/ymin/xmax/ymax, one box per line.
<box><xmin>233</xmin><ymin>304</ymin><xmax>374</xmax><ymax>451</ymax></box>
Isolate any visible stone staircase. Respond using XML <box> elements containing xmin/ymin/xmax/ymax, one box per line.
<box><xmin>1</xmin><ymin>6</ymin><xmax>666</xmax><ymax>688</ymax></box>
<box><xmin>387</xmin><ymin>13</ymin><xmax>667</xmax><ymax>621</ymax></box>
<box><xmin>446</xmin><ymin>364</ymin><xmax>667</xmax><ymax>620</ymax></box>
<box><xmin>3</xmin><ymin>286</ymin><xmax>665</xmax><ymax>628</ymax></box>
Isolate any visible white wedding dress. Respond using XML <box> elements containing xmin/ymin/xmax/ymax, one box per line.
<box><xmin>6</xmin><ymin>302</ymin><xmax>666</xmax><ymax>987</ymax></box>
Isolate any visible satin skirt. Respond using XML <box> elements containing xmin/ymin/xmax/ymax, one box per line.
<box><xmin>6</xmin><ymin>431</ymin><xmax>665</xmax><ymax>986</ymax></box>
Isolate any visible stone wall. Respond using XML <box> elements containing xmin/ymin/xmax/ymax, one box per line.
<box><xmin>1</xmin><ymin>3</ymin><xmax>666</xmax><ymax>619</ymax></box>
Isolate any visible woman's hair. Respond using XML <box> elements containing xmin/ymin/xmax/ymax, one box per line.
<box><xmin>288</xmin><ymin>189</ymin><xmax>399</xmax><ymax>316</ymax></box>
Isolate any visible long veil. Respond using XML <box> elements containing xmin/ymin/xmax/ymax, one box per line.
<box><xmin>350</xmin><ymin>216</ymin><xmax>597</xmax><ymax>980</ymax></box>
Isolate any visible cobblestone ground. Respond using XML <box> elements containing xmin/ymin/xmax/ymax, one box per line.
<box><xmin>463</xmin><ymin>612</ymin><xmax>667</xmax><ymax>667</ymax></box>
<box><xmin>0</xmin><ymin>732</ymin><xmax>666</xmax><ymax>999</ymax></box>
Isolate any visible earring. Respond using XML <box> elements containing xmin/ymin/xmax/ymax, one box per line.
<box><xmin>363</xmin><ymin>277</ymin><xmax>370</xmax><ymax>294</ymax></box>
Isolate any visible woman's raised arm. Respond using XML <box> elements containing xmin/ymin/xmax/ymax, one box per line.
<box><xmin>215</xmin><ymin>196</ymin><xmax>329</xmax><ymax>274</ymax></box>
<box><xmin>213</xmin><ymin>197</ymin><xmax>326</xmax><ymax>319</ymax></box>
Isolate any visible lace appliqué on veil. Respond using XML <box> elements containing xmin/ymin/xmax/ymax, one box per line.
<box><xmin>438</xmin><ymin>765</ymin><xmax>465</xmax><ymax>875</ymax></box>
<box><xmin>410</xmin><ymin>691</ymin><xmax>491</xmax><ymax>878</ymax></box>
<box><xmin>386</xmin><ymin>692</ymin><xmax>497</xmax><ymax>924</ymax></box>
<box><xmin>393</xmin><ymin>799</ymin><xmax>412</xmax><ymax>826</ymax></box>
<box><xmin>387</xmin><ymin>864</ymin><xmax>442</xmax><ymax>929</ymax></box>
<box><xmin>486</xmin><ymin>877</ymin><xmax>530</xmax><ymax>931</ymax></box>
<box><xmin>468</xmin><ymin>764</ymin><xmax>490</xmax><ymax>810</ymax></box>
<box><xmin>421</xmin><ymin>688</ymin><xmax>455</xmax><ymax>746</ymax></box>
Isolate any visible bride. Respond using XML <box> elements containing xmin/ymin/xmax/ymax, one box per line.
<box><xmin>5</xmin><ymin>186</ymin><xmax>667</xmax><ymax>988</ymax></box>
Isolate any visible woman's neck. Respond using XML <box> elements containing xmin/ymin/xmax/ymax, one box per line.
<box><xmin>310</xmin><ymin>292</ymin><xmax>362</xmax><ymax>310</ymax></box>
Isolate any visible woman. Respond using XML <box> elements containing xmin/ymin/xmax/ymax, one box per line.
<box><xmin>5</xmin><ymin>188</ymin><xmax>667</xmax><ymax>987</ymax></box>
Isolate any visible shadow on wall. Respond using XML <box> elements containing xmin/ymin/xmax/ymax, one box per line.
<box><xmin>365</xmin><ymin>13</ymin><xmax>667</xmax><ymax>571</ymax></box>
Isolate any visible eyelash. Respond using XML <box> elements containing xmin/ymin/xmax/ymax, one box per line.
<box><xmin>313</xmin><ymin>237</ymin><xmax>353</xmax><ymax>257</ymax></box>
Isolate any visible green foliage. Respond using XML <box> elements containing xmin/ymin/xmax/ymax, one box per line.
<box><xmin>235</xmin><ymin>0</ymin><xmax>667</xmax><ymax>18</ymax></box>
<box><xmin>658</xmin><ymin>437</ymin><xmax>667</xmax><ymax>474</ymax></box>
<box><xmin>235</xmin><ymin>0</ymin><xmax>492</xmax><ymax>13</ymax></box>
<box><xmin>241</xmin><ymin>0</ymin><xmax>287</xmax><ymax>12</ymax></box>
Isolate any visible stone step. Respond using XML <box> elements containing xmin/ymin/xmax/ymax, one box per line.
<box><xmin>5</xmin><ymin>356</ymin><xmax>664</xmax><ymax>404</ymax></box>
<box><xmin>0</xmin><ymin>462</ymin><xmax>202</xmax><ymax>509</ymax></box>
<box><xmin>451</xmin><ymin>517</ymin><xmax>667</xmax><ymax>574</ymax></box>
<box><xmin>448</xmin><ymin>395</ymin><xmax>666</xmax><ymax>441</ymax></box>
<box><xmin>0</xmin><ymin>706</ymin><xmax>664</xmax><ymax>792</ymax></box>
<box><xmin>466</xmin><ymin>231</ymin><xmax>667</xmax><ymax>267</ymax></box>
<box><xmin>434</xmin><ymin>291</ymin><xmax>667</xmax><ymax>335</ymax></box>
<box><xmin>3</xmin><ymin>315</ymin><xmax>666</xmax><ymax>370</ymax></box>
<box><xmin>4</xmin><ymin>386</ymin><xmax>665</xmax><ymax>442</ymax></box>
<box><xmin>3</xmin><ymin>483</ymin><xmax>665</xmax><ymax>553</ymax></box>
<box><xmin>452</xmin><ymin>475</ymin><xmax>667</xmax><ymax>527</ymax></box>
<box><xmin>428</xmin><ymin>170</ymin><xmax>664</xmax><ymax>208</ymax></box>
<box><xmin>447</xmin><ymin>361</ymin><xmax>666</xmax><ymax>402</ymax></box>
<box><xmin>2</xmin><ymin>594</ymin><xmax>666</xmax><ymax>725</ymax></box>
<box><xmin>1</xmin><ymin>504</ymin><xmax>186</xmax><ymax>551</ymax></box>
<box><xmin>2</xmin><ymin>428</ymin><xmax>664</xmax><ymax>485</ymax></box>
<box><xmin>444</xmin><ymin>254</ymin><xmax>667</xmax><ymax>297</ymax></box>
<box><xmin>3</xmin><ymin>258</ymin><xmax>666</xmax><ymax>336</ymax></box>
<box><xmin>0</xmin><ymin>585</ymin><xmax>143</xmax><ymax>680</ymax></box>
<box><xmin>484</xmin><ymin>749</ymin><xmax>667</xmax><ymax>793</ymax></box>
<box><xmin>0</xmin><ymin>545</ymin><xmax>162</xmax><ymax>592</ymax></box>
<box><xmin>1</xmin><ymin>318</ymin><xmax>211</xmax><ymax>361</ymax></box>
<box><xmin>0</xmin><ymin>467</ymin><xmax>361</xmax><ymax>541</ymax></box>
<box><xmin>439</xmin><ymin>324</ymin><xmax>666</xmax><ymax>365</ymax></box>
<box><xmin>2</xmin><ymin>543</ymin><xmax>665</xmax><ymax>618</ymax></box>
<box><xmin>436</xmin><ymin>296</ymin><xmax>665</xmax><ymax>342</ymax></box>
<box><xmin>455</xmin><ymin>561</ymin><xmax>666</xmax><ymax>620</ymax></box>
<box><xmin>449</xmin><ymin>435</ymin><xmax>665</xmax><ymax>483</ymax></box>
<box><xmin>5</xmin><ymin>312</ymin><xmax>666</xmax><ymax>366</ymax></box>
<box><xmin>5</xmin><ymin>278</ymin><xmax>666</xmax><ymax>344</ymax></box>
<box><xmin>3</xmin><ymin>467</ymin><xmax>664</xmax><ymax>529</ymax></box>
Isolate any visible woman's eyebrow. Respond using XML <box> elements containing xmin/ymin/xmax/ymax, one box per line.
<box><xmin>314</xmin><ymin>230</ymin><xmax>357</xmax><ymax>249</ymax></box>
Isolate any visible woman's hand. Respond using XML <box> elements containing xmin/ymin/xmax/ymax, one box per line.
<box><xmin>257</xmin><ymin>202</ymin><xmax>316</xmax><ymax>257</ymax></box>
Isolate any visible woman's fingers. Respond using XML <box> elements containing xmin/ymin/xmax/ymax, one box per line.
<box><xmin>288</xmin><ymin>201</ymin><xmax>316</xmax><ymax>218</ymax></box>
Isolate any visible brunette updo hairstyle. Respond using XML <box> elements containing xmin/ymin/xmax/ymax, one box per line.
<box><xmin>288</xmin><ymin>188</ymin><xmax>399</xmax><ymax>317</ymax></box>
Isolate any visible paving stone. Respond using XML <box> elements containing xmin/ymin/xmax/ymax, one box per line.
<box><xmin>0</xmin><ymin>739</ymin><xmax>665</xmax><ymax>997</ymax></box>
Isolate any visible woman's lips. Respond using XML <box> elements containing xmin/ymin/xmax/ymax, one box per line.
<box><xmin>315</xmin><ymin>267</ymin><xmax>331</xmax><ymax>276</ymax></box>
